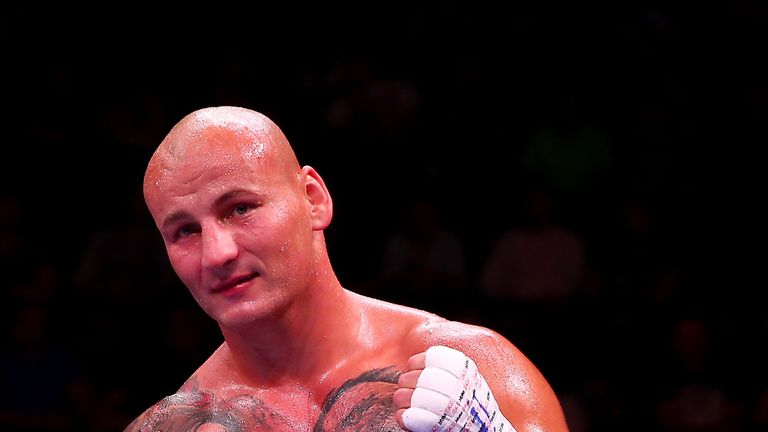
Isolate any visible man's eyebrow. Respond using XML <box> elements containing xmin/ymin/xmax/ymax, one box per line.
<box><xmin>160</xmin><ymin>211</ymin><xmax>191</xmax><ymax>230</ymax></box>
<box><xmin>214</xmin><ymin>189</ymin><xmax>254</xmax><ymax>206</ymax></box>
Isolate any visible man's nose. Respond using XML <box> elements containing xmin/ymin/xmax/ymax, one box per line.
<box><xmin>201</xmin><ymin>223</ymin><xmax>238</xmax><ymax>270</ymax></box>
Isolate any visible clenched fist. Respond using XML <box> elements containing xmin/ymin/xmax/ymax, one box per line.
<box><xmin>393</xmin><ymin>346</ymin><xmax>516</xmax><ymax>432</ymax></box>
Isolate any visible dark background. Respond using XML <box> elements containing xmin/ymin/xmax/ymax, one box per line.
<box><xmin>1</xmin><ymin>3</ymin><xmax>762</xmax><ymax>431</ymax></box>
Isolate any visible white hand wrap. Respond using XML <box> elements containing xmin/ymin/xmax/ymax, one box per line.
<box><xmin>402</xmin><ymin>346</ymin><xmax>516</xmax><ymax>432</ymax></box>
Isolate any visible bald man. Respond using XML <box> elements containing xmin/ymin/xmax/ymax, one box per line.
<box><xmin>124</xmin><ymin>106</ymin><xmax>569</xmax><ymax>431</ymax></box>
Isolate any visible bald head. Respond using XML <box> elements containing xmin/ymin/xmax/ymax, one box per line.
<box><xmin>144</xmin><ymin>106</ymin><xmax>300</xmax><ymax>197</ymax></box>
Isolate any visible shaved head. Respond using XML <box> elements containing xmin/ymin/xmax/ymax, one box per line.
<box><xmin>144</xmin><ymin>106</ymin><xmax>300</xmax><ymax>200</ymax></box>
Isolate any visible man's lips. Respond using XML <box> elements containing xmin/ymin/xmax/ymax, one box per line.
<box><xmin>211</xmin><ymin>274</ymin><xmax>257</xmax><ymax>294</ymax></box>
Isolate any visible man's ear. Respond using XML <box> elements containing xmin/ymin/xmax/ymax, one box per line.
<box><xmin>301</xmin><ymin>165</ymin><xmax>333</xmax><ymax>230</ymax></box>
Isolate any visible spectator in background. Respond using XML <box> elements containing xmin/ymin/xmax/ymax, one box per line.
<box><xmin>477</xmin><ymin>182</ymin><xmax>587</xmax><ymax>382</ymax></box>
<box><xmin>478</xmin><ymin>183</ymin><xmax>586</xmax><ymax>308</ymax></box>
<box><xmin>376</xmin><ymin>197</ymin><xmax>468</xmax><ymax>316</ymax></box>
<box><xmin>521</xmin><ymin>92</ymin><xmax>614</xmax><ymax>236</ymax></box>
<box><xmin>0</xmin><ymin>303</ymin><xmax>89</xmax><ymax>431</ymax></box>
<box><xmin>653</xmin><ymin>317</ymin><xmax>745</xmax><ymax>431</ymax></box>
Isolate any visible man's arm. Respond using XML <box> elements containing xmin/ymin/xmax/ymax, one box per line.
<box><xmin>395</xmin><ymin>323</ymin><xmax>569</xmax><ymax>432</ymax></box>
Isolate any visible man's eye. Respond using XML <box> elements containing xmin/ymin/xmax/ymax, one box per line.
<box><xmin>178</xmin><ymin>226</ymin><xmax>195</xmax><ymax>238</ymax></box>
<box><xmin>233</xmin><ymin>204</ymin><xmax>250</xmax><ymax>216</ymax></box>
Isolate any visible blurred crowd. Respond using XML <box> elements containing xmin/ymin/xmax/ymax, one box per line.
<box><xmin>2</xmin><ymin>4</ymin><xmax>764</xmax><ymax>431</ymax></box>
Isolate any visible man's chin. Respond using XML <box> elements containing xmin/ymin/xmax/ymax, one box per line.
<box><xmin>213</xmin><ymin>300</ymin><xmax>286</xmax><ymax>328</ymax></box>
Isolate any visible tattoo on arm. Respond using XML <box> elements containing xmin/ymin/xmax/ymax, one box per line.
<box><xmin>314</xmin><ymin>366</ymin><xmax>406</xmax><ymax>432</ymax></box>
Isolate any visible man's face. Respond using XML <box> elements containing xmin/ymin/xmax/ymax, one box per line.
<box><xmin>144</xmin><ymin>128</ymin><xmax>315</xmax><ymax>327</ymax></box>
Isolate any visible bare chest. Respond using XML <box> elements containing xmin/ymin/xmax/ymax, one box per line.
<box><xmin>131</xmin><ymin>366</ymin><xmax>407</xmax><ymax>431</ymax></box>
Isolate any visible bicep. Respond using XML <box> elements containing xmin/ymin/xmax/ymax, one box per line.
<box><xmin>472</xmin><ymin>334</ymin><xmax>569</xmax><ymax>431</ymax></box>
<box><xmin>426</xmin><ymin>324</ymin><xmax>569</xmax><ymax>431</ymax></box>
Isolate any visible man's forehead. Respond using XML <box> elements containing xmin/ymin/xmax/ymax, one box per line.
<box><xmin>150</xmin><ymin>142</ymin><xmax>271</xmax><ymax>188</ymax></box>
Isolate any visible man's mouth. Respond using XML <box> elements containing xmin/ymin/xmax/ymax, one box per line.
<box><xmin>211</xmin><ymin>273</ymin><xmax>257</xmax><ymax>294</ymax></box>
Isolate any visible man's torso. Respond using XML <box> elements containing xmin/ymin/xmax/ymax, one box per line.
<box><xmin>127</xmin><ymin>365</ymin><xmax>407</xmax><ymax>431</ymax></box>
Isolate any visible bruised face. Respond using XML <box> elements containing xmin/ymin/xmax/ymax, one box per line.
<box><xmin>143</xmin><ymin>108</ymin><xmax>325</xmax><ymax>327</ymax></box>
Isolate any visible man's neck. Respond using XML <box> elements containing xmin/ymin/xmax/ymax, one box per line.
<box><xmin>218</xmin><ymin>282</ymin><xmax>363</xmax><ymax>386</ymax></box>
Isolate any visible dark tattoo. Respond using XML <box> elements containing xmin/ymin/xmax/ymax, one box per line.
<box><xmin>125</xmin><ymin>368</ymin><xmax>408</xmax><ymax>431</ymax></box>
<box><xmin>314</xmin><ymin>367</ymin><xmax>404</xmax><ymax>431</ymax></box>
<box><xmin>124</xmin><ymin>378</ymin><xmax>290</xmax><ymax>431</ymax></box>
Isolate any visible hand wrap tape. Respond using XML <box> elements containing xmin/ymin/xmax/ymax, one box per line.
<box><xmin>402</xmin><ymin>346</ymin><xmax>517</xmax><ymax>432</ymax></box>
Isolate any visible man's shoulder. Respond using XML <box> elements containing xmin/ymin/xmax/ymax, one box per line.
<box><xmin>355</xmin><ymin>291</ymin><xmax>509</xmax><ymax>346</ymax></box>
<box><xmin>409</xmin><ymin>318</ymin><xmax>510</xmax><ymax>353</ymax></box>
<box><xmin>353</xmin><ymin>291</ymin><xmax>529</xmax><ymax>371</ymax></box>
<box><xmin>408</xmin><ymin>319</ymin><xmax>570</xmax><ymax>429</ymax></box>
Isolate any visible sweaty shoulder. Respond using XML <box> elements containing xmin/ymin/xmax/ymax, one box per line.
<box><xmin>406</xmin><ymin>318</ymin><xmax>570</xmax><ymax>431</ymax></box>
<box><xmin>354</xmin><ymin>291</ymin><xmax>505</xmax><ymax>352</ymax></box>
<box><xmin>359</xmin><ymin>294</ymin><xmax>568</xmax><ymax>430</ymax></box>
<box><xmin>352</xmin><ymin>291</ymin><xmax>446</xmax><ymax>351</ymax></box>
